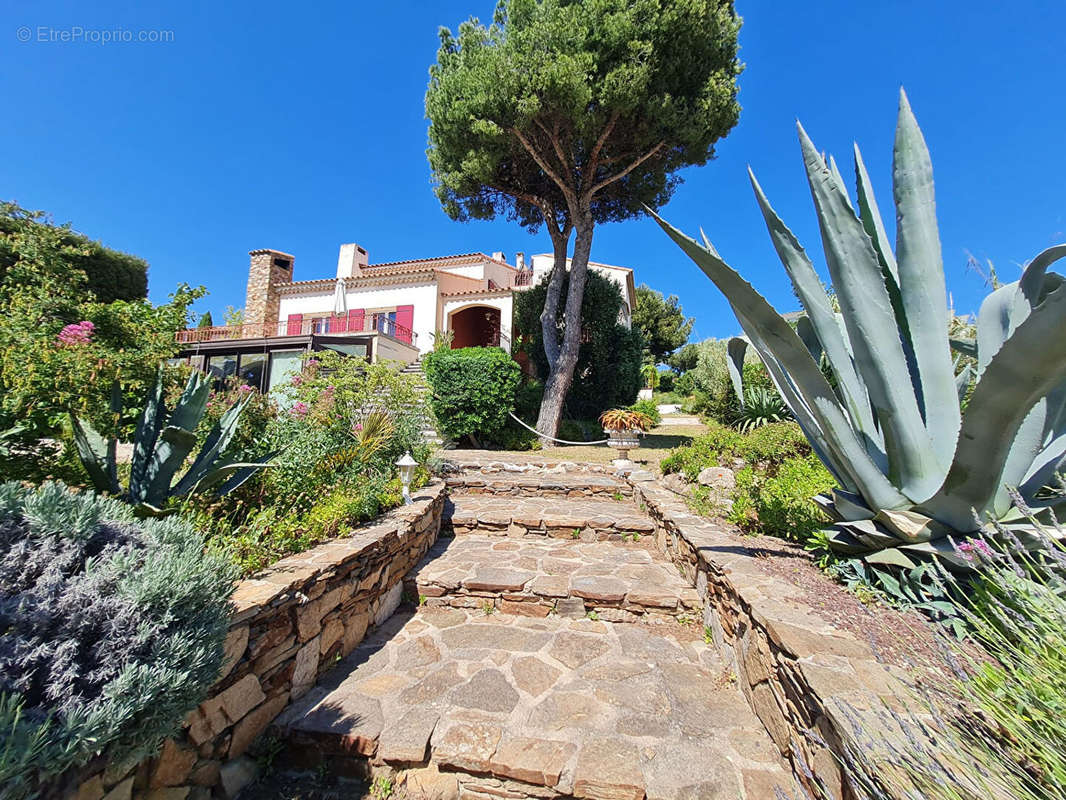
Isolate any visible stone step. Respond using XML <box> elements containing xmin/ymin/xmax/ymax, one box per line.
<box><xmin>444</xmin><ymin>496</ymin><xmax>655</xmax><ymax>540</ymax></box>
<box><xmin>445</xmin><ymin>472</ymin><xmax>631</xmax><ymax>499</ymax></box>
<box><xmin>407</xmin><ymin>534</ymin><xmax>700</xmax><ymax>622</ymax></box>
<box><xmin>270</xmin><ymin>608</ymin><xmax>790</xmax><ymax>799</ymax></box>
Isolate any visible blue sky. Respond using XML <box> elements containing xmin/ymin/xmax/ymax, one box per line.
<box><xmin>2</xmin><ymin>0</ymin><xmax>1064</xmax><ymax>340</ymax></box>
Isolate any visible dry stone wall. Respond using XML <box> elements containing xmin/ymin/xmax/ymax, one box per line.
<box><xmin>630</xmin><ymin>478</ymin><xmax>909</xmax><ymax>800</ymax></box>
<box><xmin>71</xmin><ymin>483</ymin><xmax>446</xmax><ymax>800</ymax></box>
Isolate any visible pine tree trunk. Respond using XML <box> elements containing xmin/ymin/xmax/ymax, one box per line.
<box><xmin>539</xmin><ymin>227</ymin><xmax>571</xmax><ymax>371</ymax></box>
<box><xmin>536</xmin><ymin>216</ymin><xmax>594</xmax><ymax>444</ymax></box>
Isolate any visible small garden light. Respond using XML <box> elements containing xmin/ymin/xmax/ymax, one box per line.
<box><xmin>395</xmin><ymin>451</ymin><xmax>417</xmax><ymax>504</ymax></box>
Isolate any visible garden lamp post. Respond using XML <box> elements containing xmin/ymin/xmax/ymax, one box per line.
<box><xmin>396</xmin><ymin>452</ymin><xmax>417</xmax><ymax>505</ymax></box>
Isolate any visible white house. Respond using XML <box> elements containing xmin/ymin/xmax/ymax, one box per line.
<box><xmin>174</xmin><ymin>242</ymin><xmax>636</xmax><ymax>392</ymax></box>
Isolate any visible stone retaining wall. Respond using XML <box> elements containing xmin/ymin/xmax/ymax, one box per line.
<box><xmin>72</xmin><ymin>483</ymin><xmax>447</xmax><ymax>800</ymax></box>
<box><xmin>630</xmin><ymin>478</ymin><xmax>908</xmax><ymax>800</ymax></box>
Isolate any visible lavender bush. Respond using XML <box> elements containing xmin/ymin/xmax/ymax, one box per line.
<box><xmin>0</xmin><ymin>482</ymin><xmax>234</xmax><ymax>799</ymax></box>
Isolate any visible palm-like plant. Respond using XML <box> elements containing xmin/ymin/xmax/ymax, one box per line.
<box><xmin>599</xmin><ymin>408</ymin><xmax>655</xmax><ymax>433</ymax></box>
<box><xmin>72</xmin><ymin>371</ymin><xmax>272</xmax><ymax>516</ymax></box>
<box><xmin>654</xmin><ymin>89</ymin><xmax>1066</xmax><ymax>573</ymax></box>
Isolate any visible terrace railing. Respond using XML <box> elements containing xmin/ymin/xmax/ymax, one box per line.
<box><xmin>176</xmin><ymin>314</ymin><xmax>417</xmax><ymax>346</ymax></box>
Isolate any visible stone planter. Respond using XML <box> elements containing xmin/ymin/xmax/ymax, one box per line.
<box><xmin>605</xmin><ymin>429</ymin><xmax>641</xmax><ymax>467</ymax></box>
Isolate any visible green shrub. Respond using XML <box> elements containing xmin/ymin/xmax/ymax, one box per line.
<box><xmin>628</xmin><ymin>398</ymin><xmax>662</xmax><ymax>427</ymax></box>
<box><xmin>513</xmin><ymin>270</ymin><xmax>643</xmax><ymax>418</ymax></box>
<box><xmin>558</xmin><ymin>419</ymin><xmax>603</xmax><ymax>443</ymax></box>
<box><xmin>422</xmin><ymin>347</ymin><xmax>520</xmax><ymax>445</ymax></box>
<box><xmin>0</xmin><ymin>482</ymin><xmax>234</xmax><ymax>798</ymax></box>
<box><xmin>660</xmin><ymin>419</ymin><xmax>744</xmax><ymax>480</ymax></box>
<box><xmin>728</xmin><ymin>454</ymin><xmax>835</xmax><ymax>541</ymax></box>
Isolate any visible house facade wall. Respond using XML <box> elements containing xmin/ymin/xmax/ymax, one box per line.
<box><xmin>278</xmin><ymin>282</ymin><xmax>440</xmax><ymax>353</ymax></box>
<box><xmin>528</xmin><ymin>254</ymin><xmax>633</xmax><ymax>326</ymax></box>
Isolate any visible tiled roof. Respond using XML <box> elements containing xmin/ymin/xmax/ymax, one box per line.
<box><xmin>440</xmin><ymin>287</ymin><xmax>513</xmax><ymax>299</ymax></box>
<box><xmin>277</xmin><ymin>252</ymin><xmax>517</xmax><ymax>288</ymax></box>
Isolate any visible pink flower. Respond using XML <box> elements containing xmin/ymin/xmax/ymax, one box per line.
<box><xmin>307</xmin><ymin>359</ymin><xmax>320</xmax><ymax>368</ymax></box>
<box><xmin>291</xmin><ymin>401</ymin><xmax>309</xmax><ymax>417</ymax></box>
<box><xmin>239</xmin><ymin>384</ymin><xmax>254</xmax><ymax>393</ymax></box>
<box><xmin>56</xmin><ymin>320</ymin><xmax>94</xmax><ymax>347</ymax></box>
<box><xmin>291</xmin><ymin>375</ymin><xmax>303</xmax><ymax>386</ymax></box>
<box><xmin>354</xmin><ymin>423</ymin><xmax>363</xmax><ymax>432</ymax></box>
<box><xmin>957</xmin><ymin>538</ymin><xmax>994</xmax><ymax>560</ymax></box>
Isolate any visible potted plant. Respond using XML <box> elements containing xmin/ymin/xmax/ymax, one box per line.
<box><xmin>599</xmin><ymin>408</ymin><xmax>654</xmax><ymax>466</ymax></box>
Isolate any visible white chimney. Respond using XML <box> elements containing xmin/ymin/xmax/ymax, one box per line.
<box><xmin>515</xmin><ymin>252</ymin><xmax>526</xmax><ymax>271</ymax></box>
<box><xmin>336</xmin><ymin>243</ymin><xmax>369</xmax><ymax>279</ymax></box>
<box><xmin>491</xmin><ymin>251</ymin><xmax>505</xmax><ymax>262</ymax></box>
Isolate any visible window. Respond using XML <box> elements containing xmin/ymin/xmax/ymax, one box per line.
<box><xmin>268</xmin><ymin>350</ymin><xmax>304</xmax><ymax>395</ymax></box>
<box><xmin>312</xmin><ymin>317</ymin><xmax>331</xmax><ymax>334</ymax></box>
<box><xmin>206</xmin><ymin>355</ymin><xmax>237</xmax><ymax>388</ymax></box>
<box><xmin>320</xmin><ymin>342</ymin><xmax>368</xmax><ymax>359</ymax></box>
<box><xmin>238</xmin><ymin>353</ymin><xmax>267</xmax><ymax>392</ymax></box>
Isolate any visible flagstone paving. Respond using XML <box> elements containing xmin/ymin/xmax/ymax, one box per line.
<box><xmin>272</xmin><ymin>607</ymin><xmax>790</xmax><ymax>799</ymax></box>
<box><xmin>444</xmin><ymin>495</ymin><xmax>657</xmax><ymax>539</ymax></box>
<box><xmin>271</xmin><ymin>489</ymin><xmax>793</xmax><ymax>798</ymax></box>
<box><xmin>408</xmin><ymin>534</ymin><xmax>700</xmax><ymax>621</ymax></box>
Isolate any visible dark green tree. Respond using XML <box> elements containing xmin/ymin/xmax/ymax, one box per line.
<box><xmin>514</xmin><ymin>270</ymin><xmax>643</xmax><ymax>419</ymax></box>
<box><xmin>197</xmin><ymin>311</ymin><xmax>214</xmax><ymax>328</ymax></box>
<box><xmin>0</xmin><ymin>201</ymin><xmax>148</xmax><ymax>302</ymax></box>
<box><xmin>668</xmin><ymin>342</ymin><xmax>700</xmax><ymax>374</ymax></box>
<box><xmin>426</xmin><ymin>0</ymin><xmax>741</xmax><ymax>440</ymax></box>
<box><xmin>633</xmin><ymin>284</ymin><xmax>694</xmax><ymax>364</ymax></box>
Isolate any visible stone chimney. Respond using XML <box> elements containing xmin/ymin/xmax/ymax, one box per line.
<box><xmin>337</xmin><ymin>243</ymin><xmax>369</xmax><ymax>278</ymax></box>
<box><xmin>515</xmin><ymin>252</ymin><xmax>526</xmax><ymax>271</ymax></box>
<box><xmin>245</xmin><ymin>249</ymin><xmax>294</xmax><ymax>327</ymax></box>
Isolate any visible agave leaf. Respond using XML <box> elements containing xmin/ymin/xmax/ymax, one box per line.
<box><xmin>749</xmin><ymin>169</ymin><xmax>880</xmax><ymax>449</ymax></box>
<box><xmin>836</xmin><ymin>518</ymin><xmax>901</xmax><ymax>549</ymax></box>
<box><xmin>853</xmin><ymin>142</ymin><xmax>900</xmax><ymax>286</ymax></box>
<box><xmin>949</xmin><ymin>337</ymin><xmax>977</xmax><ymax>359</ymax></box>
<box><xmin>186</xmin><ymin>458</ymin><xmax>274</xmax><ymax>497</ymax></box>
<box><xmin>726</xmin><ymin>337</ymin><xmax>747</xmax><ymax>408</ymax></box>
<box><xmin>130</xmin><ymin>373</ymin><xmax>165</xmax><ymax>495</ymax></box>
<box><xmin>824</xmin><ymin>527</ymin><xmax>869</xmax><ymax>554</ymax></box>
<box><xmin>812</xmin><ymin>493</ymin><xmax>842</xmax><ymax>521</ymax></box>
<box><xmin>831</xmin><ymin>488</ymin><xmax>875</xmax><ymax>521</ymax></box>
<box><xmin>142</xmin><ymin>426</ymin><xmax>198</xmax><ymax>507</ymax></box>
<box><xmin>655</xmin><ymin>211</ymin><xmax>909</xmax><ymax>511</ymax></box>
<box><xmin>925</xmin><ymin>280</ymin><xmax>1066</xmax><ymax>530</ymax></box>
<box><xmin>992</xmin><ymin>376</ymin><xmax>1066</xmax><ymax>515</ymax></box>
<box><xmin>799</xmin><ymin>123</ymin><xmax>940</xmax><ymax>500</ymax></box>
<box><xmin>214</xmin><ymin>454</ymin><xmax>278</xmax><ymax>496</ymax></box>
<box><xmin>874</xmin><ymin>508</ymin><xmax>952</xmax><ymax>544</ymax></box>
<box><xmin>70</xmin><ymin>415</ymin><xmax>118</xmax><ymax>494</ymax></box>
<box><xmin>171</xmin><ymin>397</ymin><xmax>249</xmax><ymax>497</ymax></box>
<box><xmin>892</xmin><ymin>89</ymin><xmax>960</xmax><ymax>468</ymax></box>
<box><xmin>954</xmin><ymin>362</ymin><xmax>974</xmax><ymax>404</ymax></box>
<box><xmin>795</xmin><ymin>316</ymin><xmax>823</xmax><ymax>363</ymax></box>
<box><xmin>976</xmin><ymin>245</ymin><xmax>1066</xmax><ymax>373</ymax></box>
<box><xmin>168</xmin><ymin>371</ymin><xmax>211</xmax><ymax>433</ymax></box>
<box><xmin>865</xmin><ymin>548</ymin><xmax>918</xmax><ymax>569</ymax></box>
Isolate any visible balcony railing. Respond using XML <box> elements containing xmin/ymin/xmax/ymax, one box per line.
<box><xmin>512</xmin><ymin>270</ymin><xmax>534</xmax><ymax>287</ymax></box>
<box><xmin>176</xmin><ymin>314</ymin><xmax>417</xmax><ymax>346</ymax></box>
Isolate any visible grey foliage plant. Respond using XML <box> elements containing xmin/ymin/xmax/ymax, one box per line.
<box><xmin>654</xmin><ymin>89</ymin><xmax>1066</xmax><ymax>574</ymax></box>
<box><xmin>71</xmin><ymin>370</ymin><xmax>273</xmax><ymax>517</ymax></box>
<box><xmin>0</xmin><ymin>482</ymin><xmax>234</xmax><ymax>799</ymax></box>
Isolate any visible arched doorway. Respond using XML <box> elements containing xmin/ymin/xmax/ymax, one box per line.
<box><xmin>449</xmin><ymin>305</ymin><xmax>502</xmax><ymax>349</ymax></box>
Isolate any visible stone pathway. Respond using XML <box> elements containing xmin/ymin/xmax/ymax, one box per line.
<box><xmin>273</xmin><ymin>608</ymin><xmax>789</xmax><ymax>799</ymax></box>
<box><xmin>270</xmin><ymin>483</ymin><xmax>794</xmax><ymax>798</ymax></box>
<box><xmin>408</xmin><ymin>534</ymin><xmax>699</xmax><ymax>621</ymax></box>
<box><xmin>446</xmin><ymin>495</ymin><xmax>656</xmax><ymax>539</ymax></box>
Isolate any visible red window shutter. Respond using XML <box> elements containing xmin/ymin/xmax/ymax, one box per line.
<box><xmin>332</xmin><ymin>312</ymin><xmax>347</xmax><ymax>332</ymax></box>
<box><xmin>395</xmin><ymin>305</ymin><xmax>414</xmax><ymax>343</ymax></box>
<box><xmin>348</xmin><ymin>308</ymin><xmax>365</xmax><ymax>332</ymax></box>
<box><xmin>286</xmin><ymin>313</ymin><xmax>303</xmax><ymax>335</ymax></box>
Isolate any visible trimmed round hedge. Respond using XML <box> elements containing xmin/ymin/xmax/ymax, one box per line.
<box><xmin>0</xmin><ymin>482</ymin><xmax>234</xmax><ymax>798</ymax></box>
<box><xmin>422</xmin><ymin>346</ymin><xmax>521</xmax><ymax>446</ymax></box>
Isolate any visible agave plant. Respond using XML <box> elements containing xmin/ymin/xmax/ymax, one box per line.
<box><xmin>654</xmin><ymin>89</ymin><xmax>1066</xmax><ymax>573</ymax></box>
<box><xmin>722</xmin><ymin>336</ymin><xmax>791</xmax><ymax>432</ymax></box>
<box><xmin>71</xmin><ymin>370</ymin><xmax>273</xmax><ymax>516</ymax></box>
